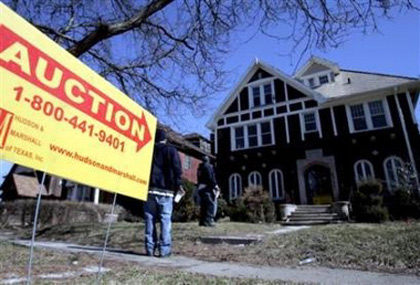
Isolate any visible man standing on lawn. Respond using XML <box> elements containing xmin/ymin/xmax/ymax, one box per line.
<box><xmin>197</xmin><ymin>155</ymin><xmax>219</xmax><ymax>227</ymax></box>
<box><xmin>144</xmin><ymin>128</ymin><xmax>182</xmax><ymax>257</ymax></box>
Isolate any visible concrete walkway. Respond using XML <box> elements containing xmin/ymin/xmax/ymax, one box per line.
<box><xmin>10</xmin><ymin>239</ymin><xmax>420</xmax><ymax>285</ymax></box>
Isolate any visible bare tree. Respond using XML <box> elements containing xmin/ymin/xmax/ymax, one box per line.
<box><xmin>5</xmin><ymin>0</ymin><xmax>418</xmax><ymax>120</ymax></box>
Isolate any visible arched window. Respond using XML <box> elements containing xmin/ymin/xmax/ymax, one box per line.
<box><xmin>384</xmin><ymin>156</ymin><xmax>404</xmax><ymax>191</ymax></box>
<box><xmin>229</xmin><ymin>173</ymin><xmax>242</xmax><ymax>200</ymax></box>
<box><xmin>269</xmin><ymin>169</ymin><xmax>284</xmax><ymax>200</ymax></box>
<box><xmin>248</xmin><ymin>171</ymin><xmax>262</xmax><ymax>187</ymax></box>
<box><xmin>354</xmin><ymin>160</ymin><xmax>375</xmax><ymax>183</ymax></box>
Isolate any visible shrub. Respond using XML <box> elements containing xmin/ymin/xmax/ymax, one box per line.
<box><xmin>0</xmin><ymin>199</ymin><xmax>127</xmax><ymax>228</ymax></box>
<box><xmin>215</xmin><ymin>197</ymin><xmax>229</xmax><ymax>221</ymax></box>
<box><xmin>352</xmin><ymin>180</ymin><xmax>389</xmax><ymax>223</ymax></box>
<box><xmin>387</xmin><ymin>189</ymin><xmax>420</xmax><ymax>220</ymax></box>
<box><xmin>229</xmin><ymin>186</ymin><xmax>276</xmax><ymax>223</ymax></box>
<box><xmin>172</xmin><ymin>180</ymin><xmax>200</xmax><ymax>222</ymax></box>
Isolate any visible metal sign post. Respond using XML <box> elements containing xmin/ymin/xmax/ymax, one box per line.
<box><xmin>26</xmin><ymin>171</ymin><xmax>46</xmax><ymax>285</ymax></box>
<box><xmin>96</xmin><ymin>192</ymin><xmax>118</xmax><ymax>283</ymax></box>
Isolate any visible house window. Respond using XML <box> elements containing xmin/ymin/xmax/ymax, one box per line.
<box><xmin>354</xmin><ymin>160</ymin><xmax>375</xmax><ymax>183</ymax></box>
<box><xmin>264</xmin><ymin>84</ymin><xmax>273</xmax><ymax>105</ymax></box>
<box><xmin>303</xmin><ymin>112</ymin><xmax>317</xmax><ymax>133</ymax></box>
<box><xmin>384</xmin><ymin>156</ymin><xmax>403</xmax><ymax>191</ymax></box>
<box><xmin>182</xmin><ymin>155</ymin><xmax>192</xmax><ymax>170</ymax></box>
<box><xmin>249</xmin><ymin>81</ymin><xmax>275</xmax><ymax>107</ymax></box>
<box><xmin>234</xmin><ymin>127</ymin><xmax>245</xmax><ymax>150</ymax></box>
<box><xmin>350</xmin><ymin>104</ymin><xmax>367</xmax><ymax>131</ymax></box>
<box><xmin>308</xmin><ymin>78</ymin><xmax>315</xmax><ymax>88</ymax></box>
<box><xmin>252</xmin><ymin>86</ymin><xmax>261</xmax><ymax>107</ymax></box>
<box><xmin>247</xmin><ymin>125</ymin><xmax>258</xmax><ymax>147</ymax></box>
<box><xmin>319</xmin><ymin>75</ymin><xmax>329</xmax><ymax>85</ymax></box>
<box><xmin>232</xmin><ymin>121</ymin><xmax>273</xmax><ymax>150</ymax></box>
<box><xmin>248</xmin><ymin>171</ymin><xmax>262</xmax><ymax>187</ymax></box>
<box><xmin>368</xmin><ymin>101</ymin><xmax>387</xmax><ymax>128</ymax></box>
<box><xmin>348</xmin><ymin>100</ymin><xmax>390</xmax><ymax>132</ymax></box>
<box><xmin>269</xmin><ymin>169</ymin><xmax>284</xmax><ymax>200</ymax></box>
<box><xmin>229</xmin><ymin>173</ymin><xmax>242</xmax><ymax>200</ymax></box>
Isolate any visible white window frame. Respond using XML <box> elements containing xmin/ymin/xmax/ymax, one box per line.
<box><xmin>354</xmin><ymin>160</ymin><xmax>375</xmax><ymax>184</ymax></box>
<box><xmin>182</xmin><ymin>155</ymin><xmax>192</xmax><ymax>170</ymax></box>
<box><xmin>383</xmin><ymin>156</ymin><xmax>404</xmax><ymax>191</ymax></box>
<box><xmin>302</xmin><ymin>111</ymin><xmax>318</xmax><ymax>133</ymax></box>
<box><xmin>269</xmin><ymin>169</ymin><xmax>284</xmax><ymax>200</ymax></box>
<box><xmin>301</xmin><ymin>70</ymin><xmax>333</xmax><ymax>88</ymax></box>
<box><xmin>248</xmin><ymin>79</ymin><xmax>275</xmax><ymax>108</ymax></box>
<box><xmin>346</xmin><ymin>99</ymin><xmax>392</xmax><ymax>133</ymax></box>
<box><xmin>318</xmin><ymin>74</ymin><xmax>329</xmax><ymax>85</ymax></box>
<box><xmin>229</xmin><ymin>173</ymin><xmax>242</xmax><ymax>200</ymax></box>
<box><xmin>231</xmin><ymin>120</ymin><xmax>274</xmax><ymax>151</ymax></box>
<box><xmin>248</xmin><ymin>171</ymin><xmax>262</xmax><ymax>187</ymax></box>
<box><xmin>308</xmin><ymin>78</ymin><xmax>315</xmax><ymax>88</ymax></box>
<box><xmin>300</xmin><ymin>111</ymin><xmax>322</xmax><ymax>140</ymax></box>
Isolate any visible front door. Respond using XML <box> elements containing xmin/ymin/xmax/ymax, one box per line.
<box><xmin>304</xmin><ymin>165</ymin><xmax>333</xmax><ymax>205</ymax></box>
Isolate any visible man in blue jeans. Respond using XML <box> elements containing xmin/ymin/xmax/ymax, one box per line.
<box><xmin>144</xmin><ymin>128</ymin><xmax>182</xmax><ymax>257</ymax></box>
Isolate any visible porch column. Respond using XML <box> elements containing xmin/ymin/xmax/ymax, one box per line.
<box><xmin>94</xmin><ymin>188</ymin><xmax>100</xmax><ymax>204</ymax></box>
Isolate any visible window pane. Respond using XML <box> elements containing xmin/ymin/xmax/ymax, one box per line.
<box><xmin>248</xmin><ymin>125</ymin><xmax>257</xmax><ymax>135</ymax></box>
<box><xmin>261</xmin><ymin>122</ymin><xmax>271</xmax><ymax>133</ymax></box>
<box><xmin>319</xmin><ymin>75</ymin><xmax>329</xmax><ymax>84</ymax></box>
<box><xmin>235</xmin><ymin>127</ymin><xmax>244</xmax><ymax>149</ymax></box>
<box><xmin>371</xmin><ymin>115</ymin><xmax>387</xmax><ymax>128</ymax></box>
<box><xmin>235</xmin><ymin>138</ymin><xmax>244</xmax><ymax>149</ymax></box>
<box><xmin>264</xmin><ymin>84</ymin><xmax>273</xmax><ymax>105</ymax></box>
<box><xmin>261</xmin><ymin>122</ymin><xmax>272</xmax><ymax>145</ymax></box>
<box><xmin>350</xmin><ymin>104</ymin><xmax>367</xmax><ymax>130</ymax></box>
<box><xmin>308</xmin><ymin>78</ymin><xmax>315</xmax><ymax>87</ymax></box>
<box><xmin>304</xmin><ymin>113</ymin><xmax>317</xmax><ymax>132</ymax></box>
<box><xmin>249</xmin><ymin>137</ymin><xmax>258</xmax><ymax>147</ymax></box>
<box><xmin>235</xmin><ymin>127</ymin><xmax>244</xmax><ymax>137</ymax></box>
<box><xmin>369</xmin><ymin>101</ymin><xmax>388</xmax><ymax>128</ymax></box>
<box><xmin>253</xmin><ymin>87</ymin><xmax>261</xmax><ymax>107</ymax></box>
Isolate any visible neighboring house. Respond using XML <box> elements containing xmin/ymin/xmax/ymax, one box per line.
<box><xmin>160</xmin><ymin>125</ymin><xmax>214</xmax><ymax>184</ymax></box>
<box><xmin>0</xmin><ymin>125</ymin><xmax>213</xmax><ymax>203</ymax></box>
<box><xmin>207</xmin><ymin>56</ymin><xmax>420</xmax><ymax>204</ymax></box>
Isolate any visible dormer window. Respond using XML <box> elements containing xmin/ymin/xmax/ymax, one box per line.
<box><xmin>319</xmin><ymin>75</ymin><xmax>329</xmax><ymax>85</ymax></box>
<box><xmin>249</xmin><ymin>80</ymin><xmax>275</xmax><ymax>108</ymax></box>
<box><xmin>308</xmin><ymin>78</ymin><xmax>315</xmax><ymax>88</ymax></box>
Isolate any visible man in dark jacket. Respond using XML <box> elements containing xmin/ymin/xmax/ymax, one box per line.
<box><xmin>197</xmin><ymin>155</ymin><xmax>219</xmax><ymax>227</ymax></box>
<box><xmin>144</xmin><ymin>128</ymin><xmax>182</xmax><ymax>257</ymax></box>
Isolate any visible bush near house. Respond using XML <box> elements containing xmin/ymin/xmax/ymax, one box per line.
<box><xmin>172</xmin><ymin>180</ymin><xmax>200</xmax><ymax>222</ymax></box>
<box><xmin>229</xmin><ymin>186</ymin><xmax>276</xmax><ymax>223</ymax></box>
<box><xmin>386</xmin><ymin>189</ymin><xmax>420</xmax><ymax>220</ymax></box>
<box><xmin>351</xmin><ymin>180</ymin><xmax>389</xmax><ymax>223</ymax></box>
<box><xmin>0</xmin><ymin>200</ymin><xmax>127</xmax><ymax>228</ymax></box>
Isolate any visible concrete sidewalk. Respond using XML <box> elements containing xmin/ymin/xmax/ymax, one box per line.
<box><xmin>11</xmin><ymin>239</ymin><xmax>420</xmax><ymax>285</ymax></box>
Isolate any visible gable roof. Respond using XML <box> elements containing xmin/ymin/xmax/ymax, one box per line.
<box><xmin>295</xmin><ymin>56</ymin><xmax>340</xmax><ymax>78</ymax></box>
<box><xmin>206</xmin><ymin>59</ymin><xmax>326</xmax><ymax>130</ymax></box>
<box><xmin>313</xmin><ymin>69</ymin><xmax>419</xmax><ymax>100</ymax></box>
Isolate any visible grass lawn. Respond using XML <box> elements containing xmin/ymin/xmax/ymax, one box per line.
<box><xmin>0</xmin><ymin>241</ymin><xmax>287</xmax><ymax>284</ymax></box>
<box><xmin>3</xmin><ymin>221</ymin><xmax>420</xmax><ymax>275</ymax></box>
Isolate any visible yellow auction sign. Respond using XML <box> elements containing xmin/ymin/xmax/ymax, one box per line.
<box><xmin>0</xmin><ymin>3</ymin><xmax>156</xmax><ymax>201</ymax></box>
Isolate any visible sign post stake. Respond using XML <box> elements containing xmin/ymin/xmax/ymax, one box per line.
<box><xmin>96</xmin><ymin>192</ymin><xmax>118</xmax><ymax>282</ymax></box>
<box><xmin>26</xmin><ymin>171</ymin><xmax>46</xmax><ymax>285</ymax></box>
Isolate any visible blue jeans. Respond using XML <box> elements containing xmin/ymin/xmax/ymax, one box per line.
<box><xmin>144</xmin><ymin>194</ymin><xmax>173</xmax><ymax>256</ymax></box>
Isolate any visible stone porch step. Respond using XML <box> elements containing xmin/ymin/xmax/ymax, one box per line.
<box><xmin>288</xmin><ymin>216</ymin><xmax>338</xmax><ymax>221</ymax></box>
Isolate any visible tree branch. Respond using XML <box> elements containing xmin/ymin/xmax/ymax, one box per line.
<box><xmin>67</xmin><ymin>0</ymin><xmax>174</xmax><ymax>57</ymax></box>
